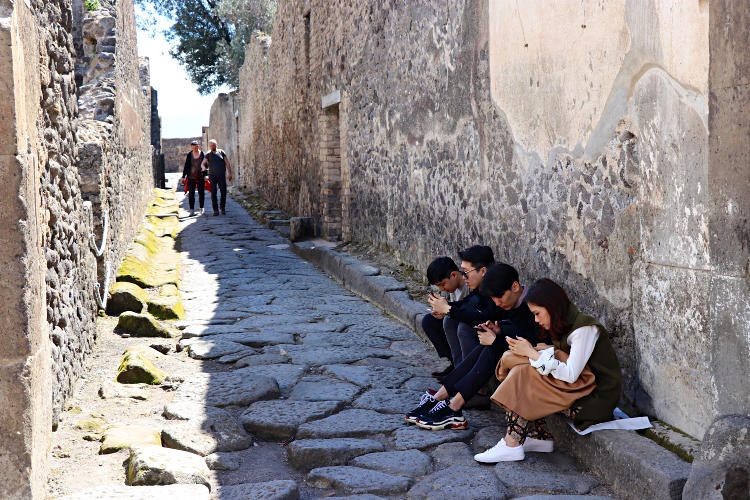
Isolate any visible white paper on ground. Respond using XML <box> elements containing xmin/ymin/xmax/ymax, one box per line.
<box><xmin>567</xmin><ymin>407</ymin><xmax>652</xmax><ymax>435</ymax></box>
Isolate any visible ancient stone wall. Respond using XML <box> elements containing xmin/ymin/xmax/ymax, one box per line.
<box><xmin>163</xmin><ymin>137</ymin><xmax>202</xmax><ymax>173</ymax></box>
<box><xmin>207</xmin><ymin>92</ymin><xmax>240</xmax><ymax>172</ymax></box>
<box><xmin>232</xmin><ymin>0</ymin><xmax>749</xmax><ymax>438</ymax></box>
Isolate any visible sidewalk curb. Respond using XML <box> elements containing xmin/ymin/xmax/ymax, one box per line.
<box><xmin>291</xmin><ymin>240</ymin><xmax>430</xmax><ymax>342</ymax></box>
<box><xmin>290</xmin><ymin>239</ymin><xmax>691</xmax><ymax>500</ymax></box>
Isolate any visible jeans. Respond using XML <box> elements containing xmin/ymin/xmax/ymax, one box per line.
<box><xmin>187</xmin><ymin>177</ymin><xmax>205</xmax><ymax>210</ymax></box>
<box><xmin>210</xmin><ymin>174</ymin><xmax>227</xmax><ymax>213</ymax></box>
<box><xmin>442</xmin><ymin>343</ymin><xmax>502</xmax><ymax>402</ymax></box>
<box><xmin>443</xmin><ymin>318</ymin><xmax>479</xmax><ymax>365</ymax></box>
<box><xmin>421</xmin><ymin>314</ymin><xmax>453</xmax><ymax>361</ymax></box>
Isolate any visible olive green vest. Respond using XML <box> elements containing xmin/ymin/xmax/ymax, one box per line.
<box><xmin>553</xmin><ymin>304</ymin><xmax>623</xmax><ymax>428</ymax></box>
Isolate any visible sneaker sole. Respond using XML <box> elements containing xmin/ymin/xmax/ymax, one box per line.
<box><xmin>523</xmin><ymin>443</ymin><xmax>554</xmax><ymax>453</ymax></box>
<box><xmin>474</xmin><ymin>453</ymin><xmax>524</xmax><ymax>464</ymax></box>
<box><xmin>414</xmin><ymin>419</ymin><xmax>468</xmax><ymax>431</ymax></box>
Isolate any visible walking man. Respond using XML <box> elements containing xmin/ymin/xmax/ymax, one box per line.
<box><xmin>202</xmin><ymin>139</ymin><xmax>233</xmax><ymax>216</ymax></box>
<box><xmin>182</xmin><ymin>140</ymin><xmax>206</xmax><ymax>216</ymax></box>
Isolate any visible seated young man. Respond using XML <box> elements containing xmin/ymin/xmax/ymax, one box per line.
<box><xmin>407</xmin><ymin>263</ymin><xmax>538</xmax><ymax>430</ymax></box>
<box><xmin>421</xmin><ymin>257</ymin><xmax>470</xmax><ymax>378</ymax></box>
<box><xmin>428</xmin><ymin>245</ymin><xmax>498</xmax><ymax>366</ymax></box>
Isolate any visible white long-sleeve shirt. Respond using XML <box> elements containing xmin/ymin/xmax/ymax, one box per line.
<box><xmin>529</xmin><ymin>326</ymin><xmax>599</xmax><ymax>383</ymax></box>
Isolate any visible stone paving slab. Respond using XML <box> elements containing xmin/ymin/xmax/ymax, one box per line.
<box><xmin>238</xmin><ymin>364</ymin><xmax>307</xmax><ymax>393</ymax></box>
<box><xmin>240</xmin><ymin>400</ymin><xmax>342</xmax><ymax>440</ymax></box>
<box><xmin>297</xmin><ymin>409</ymin><xmax>404</xmax><ymax>439</ymax></box>
<box><xmin>393</xmin><ymin>426</ymin><xmax>475</xmax><ymax>450</ymax></box>
<box><xmin>288</xmin><ymin>438</ymin><xmax>386</xmax><ymax>469</ymax></box>
<box><xmin>288</xmin><ymin>376</ymin><xmax>361</xmax><ymax>402</ymax></box>
<box><xmin>55</xmin><ymin>484</ymin><xmax>210</xmax><ymax>499</ymax></box>
<box><xmin>323</xmin><ymin>364</ymin><xmax>412</xmax><ymax>389</ymax></box>
<box><xmin>308</xmin><ymin>466</ymin><xmax>412</xmax><ymax>495</ymax></box>
<box><xmin>210</xmin><ymin>479</ymin><xmax>299</xmax><ymax>500</ymax></box>
<box><xmin>162</xmin><ymin>413</ymin><xmax>252</xmax><ymax>456</ymax></box>
<box><xmin>494</xmin><ymin>454</ymin><xmax>599</xmax><ymax>495</ymax></box>
<box><xmin>171</xmin><ymin>371</ymin><xmax>279</xmax><ymax>407</ymax></box>
<box><xmin>351</xmin><ymin>449</ymin><xmax>432</xmax><ymax>477</ymax></box>
<box><xmin>407</xmin><ymin>465</ymin><xmax>508</xmax><ymax>499</ymax></box>
<box><xmin>353</xmin><ymin>388</ymin><xmax>423</xmax><ymax>414</ymax></box>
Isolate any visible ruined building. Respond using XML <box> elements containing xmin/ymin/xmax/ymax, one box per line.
<box><xmin>209</xmin><ymin>0</ymin><xmax>749</xmax><ymax>441</ymax></box>
<box><xmin>1</xmin><ymin>0</ymin><xmax>159</xmax><ymax>496</ymax></box>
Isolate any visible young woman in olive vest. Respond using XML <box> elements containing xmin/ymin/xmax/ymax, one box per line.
<box><xmin>474</xmin><ymin>278</ymin><xmax>622</xmax><ymax>463</ymax></box>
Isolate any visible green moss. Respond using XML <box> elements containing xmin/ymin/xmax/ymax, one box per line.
<box><xmin>74</xmin><ymin>416</ymin><xmax>108</xmax><ymax>435</ymax></box>
<box><xmin>116</xmin><ymin>347</ymin><xmax>167</xmax><ymax>384</ymax></box>
<box><xmin>101</xmin><ymin>424</ymin><xmax>162</xmax><ymax>454</ymax></box>
<box><xmin>153</xmin><ymin>187</ymin><xmax>177</xmax><ymax>199</ymax></box>
<box><xmin>106</xmin><ymin>282</ymin><xmax>147</xmax><ymax>316</ymax></box>
<box><xmin>146</xmin><ymin>204</ymin><xmax>179</xmax><ymax>218</ymax></box>
<box><xmin>147</xmin><ymin>295</ymin><xmax>185</xmax><ymax>320</ymax></box>
<box><xmin>145</xmin><ymin>216</ymin><xmax>179</xmax><ymax>238</ymax></box>
<box><xmin>116</xmin><ymin>311</ymin><xmax>175</xmax><ymax>338</ymax></box>
<box><xmin>643</xmin><ymin>421</ymin><xmax>699</xmax><ymax>463</ymax></box>
<box><xmin>116</xmin><ymin>254</ymin><xmax>179</xmax><ymax>288</ymax></box>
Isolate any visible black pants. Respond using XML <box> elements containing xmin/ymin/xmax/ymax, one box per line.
<box><xmin>210</xmin><ymin>174</ymin><xmax>227</xmax><ymax>213</ymax></box>
<box><xmin>421</xmin><ymin>314</ymin><xmax>453</xmax><ymax>361</ymax></box>
<box><xmin>441</xmin><ymin>342</ymin><xmax>504</xmax><ymax>402</ymax></box>
<box><xmin>187</xmin><ymin>177</ymin><xmax>205</xmax><ymax>210</ymax></box>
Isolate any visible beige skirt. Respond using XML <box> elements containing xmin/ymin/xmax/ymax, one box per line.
<box><xmin>490</xmin><ymin>350</ymin><xmax>596</xmax><ymax>421</ymax></box>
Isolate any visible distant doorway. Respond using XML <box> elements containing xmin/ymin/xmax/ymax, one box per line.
<box><xmin>319</xmin><ymin>102</ymin><xmax>343</xmax><ymax>240</ymax></box>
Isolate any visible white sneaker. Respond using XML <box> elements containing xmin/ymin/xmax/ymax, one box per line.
<box><xmin>189</xmin><ymin>210</ymin><xmax>195</xmax><ymax>216</ymax></box>
<box><xmin>474</xmin><ymin>438</ymin><xmax>525</xmax><ymax>463</ymax></box>
<box><xmin>523</xmin><ymin>437</ymin><xmax>554</xmax><ymax>453</ymax></box>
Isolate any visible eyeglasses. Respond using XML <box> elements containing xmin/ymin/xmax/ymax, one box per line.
<box><xmin>459</xmin><ymin>268</ymin><xmax>479</xmax><ymax>277</ymax></box>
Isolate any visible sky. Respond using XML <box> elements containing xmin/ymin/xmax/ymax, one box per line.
<box><xmin>136</xmin><ymin>6</ymin><xmax>230</xmax><ymax>138</ymax></box>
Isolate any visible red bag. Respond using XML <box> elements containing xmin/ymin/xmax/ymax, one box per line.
<box><xmin>204</xmin><ymin>178</ymin><xmax>212</xmax><ymax>192</ymax></box>
<box><xmin>182</xmin><ymin>178</ymin><xmax>188</xmax><ymax>193</ymax></box>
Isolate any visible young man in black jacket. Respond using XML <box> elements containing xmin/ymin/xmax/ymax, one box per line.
<box><xmin>428</xmin><ymin>245</ymin><xmax>499</xmax><ymax>365</ymax></box>
<box><xmin>422</xmin><ymin>257</ymin><xmax>470</xmax><ymax>378</ymax></box>
<box><xmin>408</xmin><ymin>263</ymin><xmax>538</xmax><ymax>430</ymax></box>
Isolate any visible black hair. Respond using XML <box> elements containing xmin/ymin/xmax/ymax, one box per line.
<box><xmin>480</xmin><ymin>263</ymin><xmax>520</xmax><ymax>297</ymax></box>
<box><xmin>426</xmin><ymin>256</ymin><xmax>459</xmax><ymax>285</ymax></box>
<box><xmin>525</xmin><ymin>278</ymin><xmax>572</xmax><ymax>341</ymax></box>
<box><xmin>457</xmin><ymin>245</ymin><xmax>495</xmax><ymax>270</ymax></box>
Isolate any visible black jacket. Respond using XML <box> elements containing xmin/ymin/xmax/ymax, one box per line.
<box><xmin>182</xmin><ymin>151</ymin><xmax>205</xmax><ymax>179</ymax></box>
<box><xmin>448</xmin><ymin>289</ymin><xmax>501</xmax><ymax>327</ymax></box>
<box><xmin>490</xmin><ymin>300</ymin><xmax>538</xmax><ymax>353</ymax></box>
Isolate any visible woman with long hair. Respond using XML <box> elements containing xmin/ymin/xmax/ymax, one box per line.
<box><xmin>474</xmin><ymin>278</ymin><xmax>622</xmax><ymax>463</ymax></box>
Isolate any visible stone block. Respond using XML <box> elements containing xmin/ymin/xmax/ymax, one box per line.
<box><xmin>212</xmin><ymin>480</ymin><xmax>299</xmax><ymax>500</ymax></box>
<box><xmin>308</xmin><ymin>466</ymin><xmax>412</xmax><ymax>495</ymax></box>
<box><xmin>547</xmin><ymin>415</ymin><xmax>690</xmax><ymax>500</ymax></box>
<box><xmin>288</xmin><ymin>438</ymin><xmax>385</xmax><ymax>470</ymax></box>
<box><xmin>407</xmin><ymin>465</ymin><xmax>507</xmax><ymax>499</ymax></box>
<box><xmin>126</xmin><ymin>446</ymin><xmax>210</xmax><ymax>488</ymax></box>
<box><xmin>116</xmin><ymin>346</ymin><xmax>167</xmax><ymax>385</ymax></box>
<box><xmin>240</xmin><ymin>400</ymin><xmax>342</xmax><ymax>440</ymax></box>
<box><xmin>54</xmin><ymin>484</ymin><xmax>210</xmax><ymax>499</ymax></box>
<box><xmin>106</xmin><ymin>281</ymin><xmax>146</xmax><ymax>316</ymax></box>
<box><xmin>100</xmin><ymin>425</ymin><xmax>161</xmax><ymax>454</ymax></box>
<box><xmin>116</xmin><ymin>311</ymin><xmax>174</xmax><ymax>338</ymax></box>
<box><xmin>289</xmin><ymin>216</ymin><xmax>314</xmax><ymax>242</ymax></box>
<box><xmin>683</xmin><ymin>414</ymin><xmax>750</xmax><ymax>500</ymax></box>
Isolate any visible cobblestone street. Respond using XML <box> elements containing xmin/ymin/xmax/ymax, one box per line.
<box><xmin>48</xmin><ymin>189</ymin><xmax>615</xmax><ymax>499</ymax></box>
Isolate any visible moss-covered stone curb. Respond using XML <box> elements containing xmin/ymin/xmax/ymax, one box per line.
<box><xmin>116</xmin><ymin>346</ymin><xmax>168</xmax><ymax>384</ymax></box>
<box><xmin>147</xmin><ymin>294</ymin><xmax>185</xmax><ymax>320</ymax></box>
<box><xmin>107</xmin><ymin>282</ymin><xmax>147</xmax><ymax>316</ymax></box>
<box><xmin>117</xmin><ymin>311</ymin><xmax>175</xmax><ymax>338</ymax></box>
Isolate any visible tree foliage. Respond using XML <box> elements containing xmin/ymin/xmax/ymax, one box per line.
<box><xmin>137</xmin><ymin>0</ymin><xmax>276</xmax><ymax>94</ymax></box>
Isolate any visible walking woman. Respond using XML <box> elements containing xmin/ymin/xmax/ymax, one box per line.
<box><xmin>474</xmin><ymin>278</ymin><xmax>622</xmax><ymax>463</ymax></box>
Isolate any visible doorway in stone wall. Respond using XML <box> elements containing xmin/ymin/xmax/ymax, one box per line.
<box><xmin>319</xmin><ymin>97</ymin><xmax>343</xmax><ymax>240</ymax></box>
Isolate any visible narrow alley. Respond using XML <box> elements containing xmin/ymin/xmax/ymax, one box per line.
<box><xmin>47</xmin><ymin>186</ymin><xmax>613</xmax><ymax>499</ymax></box>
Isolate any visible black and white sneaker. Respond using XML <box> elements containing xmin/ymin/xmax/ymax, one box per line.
<box><xmin>415</xmin><ymin>400</ymin><xmax>468</xmax><ymax>430</ymax></box>
<box><xmin>404</xmin><ymin>392</ymin><xmax>438</xmax><ymax>424</ymax></box>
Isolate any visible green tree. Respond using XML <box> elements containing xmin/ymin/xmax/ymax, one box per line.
<box><xmin>138</xmin><ymin>0</ymin><xmax>276</xmax><ymax>94</ymax></box>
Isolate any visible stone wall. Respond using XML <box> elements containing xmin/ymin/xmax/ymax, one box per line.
<box><xmin>227</xmin><ymin>0</ymin><xmax>750</xmax><ymax>439</ymax></box>
<box><xmin>163</xmin><ymin>137</ymin><xmax>202</xmax><ymax>173</ymax></box>
<box><xmin>206</xmin><ymin>92</ymin><xmax>240</xmax><ymax>171</ymax></box>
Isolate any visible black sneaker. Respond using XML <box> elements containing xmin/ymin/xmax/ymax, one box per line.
<box><xmin>431</xmin><ymin>364</ymin><xmax>454</xmax><ymax>379</ymax></box>
<box><xmin>415</xmin><ymin>400</ymin><xmax>468</xmax><ymax>430</ymax></box>
<box><xmin>221</xmin><ymin>209</ymin><xmax>226</xmax><ymax>215</ymax></box>
<box><xmin>404</xmin><ymin>392</ymin><xmax>438</xmax><ymax>424</ymax></box>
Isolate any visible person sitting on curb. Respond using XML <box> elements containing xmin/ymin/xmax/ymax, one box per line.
<box><xmin>421</xmin><ymin>256</ymin><xmax>470</xmax><ymax>378</ymax></box>
<box><xmin>406</xmin><ymin>263</ymin><xmax>537</xmax><ymax>431</ymax></box>
<box><xmin>474</xmin><ymin>278</ymin><xmax>623</xmax><ymax>463</ymax></box>
<box><xmin>427</xmin><ymin>245</ymin><xmax>499</xmax><ymax>366</ymax></box>
<box><xmin>182</xmin><ymin>140</ymin><xmax>206</xmax><ymax>216</ymax></box>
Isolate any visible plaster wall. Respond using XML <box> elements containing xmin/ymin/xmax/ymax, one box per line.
<box><xmin>231</xmin><ymin>0</ymin><xmax>749</xmax><ymax>438</ymax></box>
<box><xmin>163</xmin><ymin>137</ymin><xmax>203</xmax><ymax>173</ymax></box>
